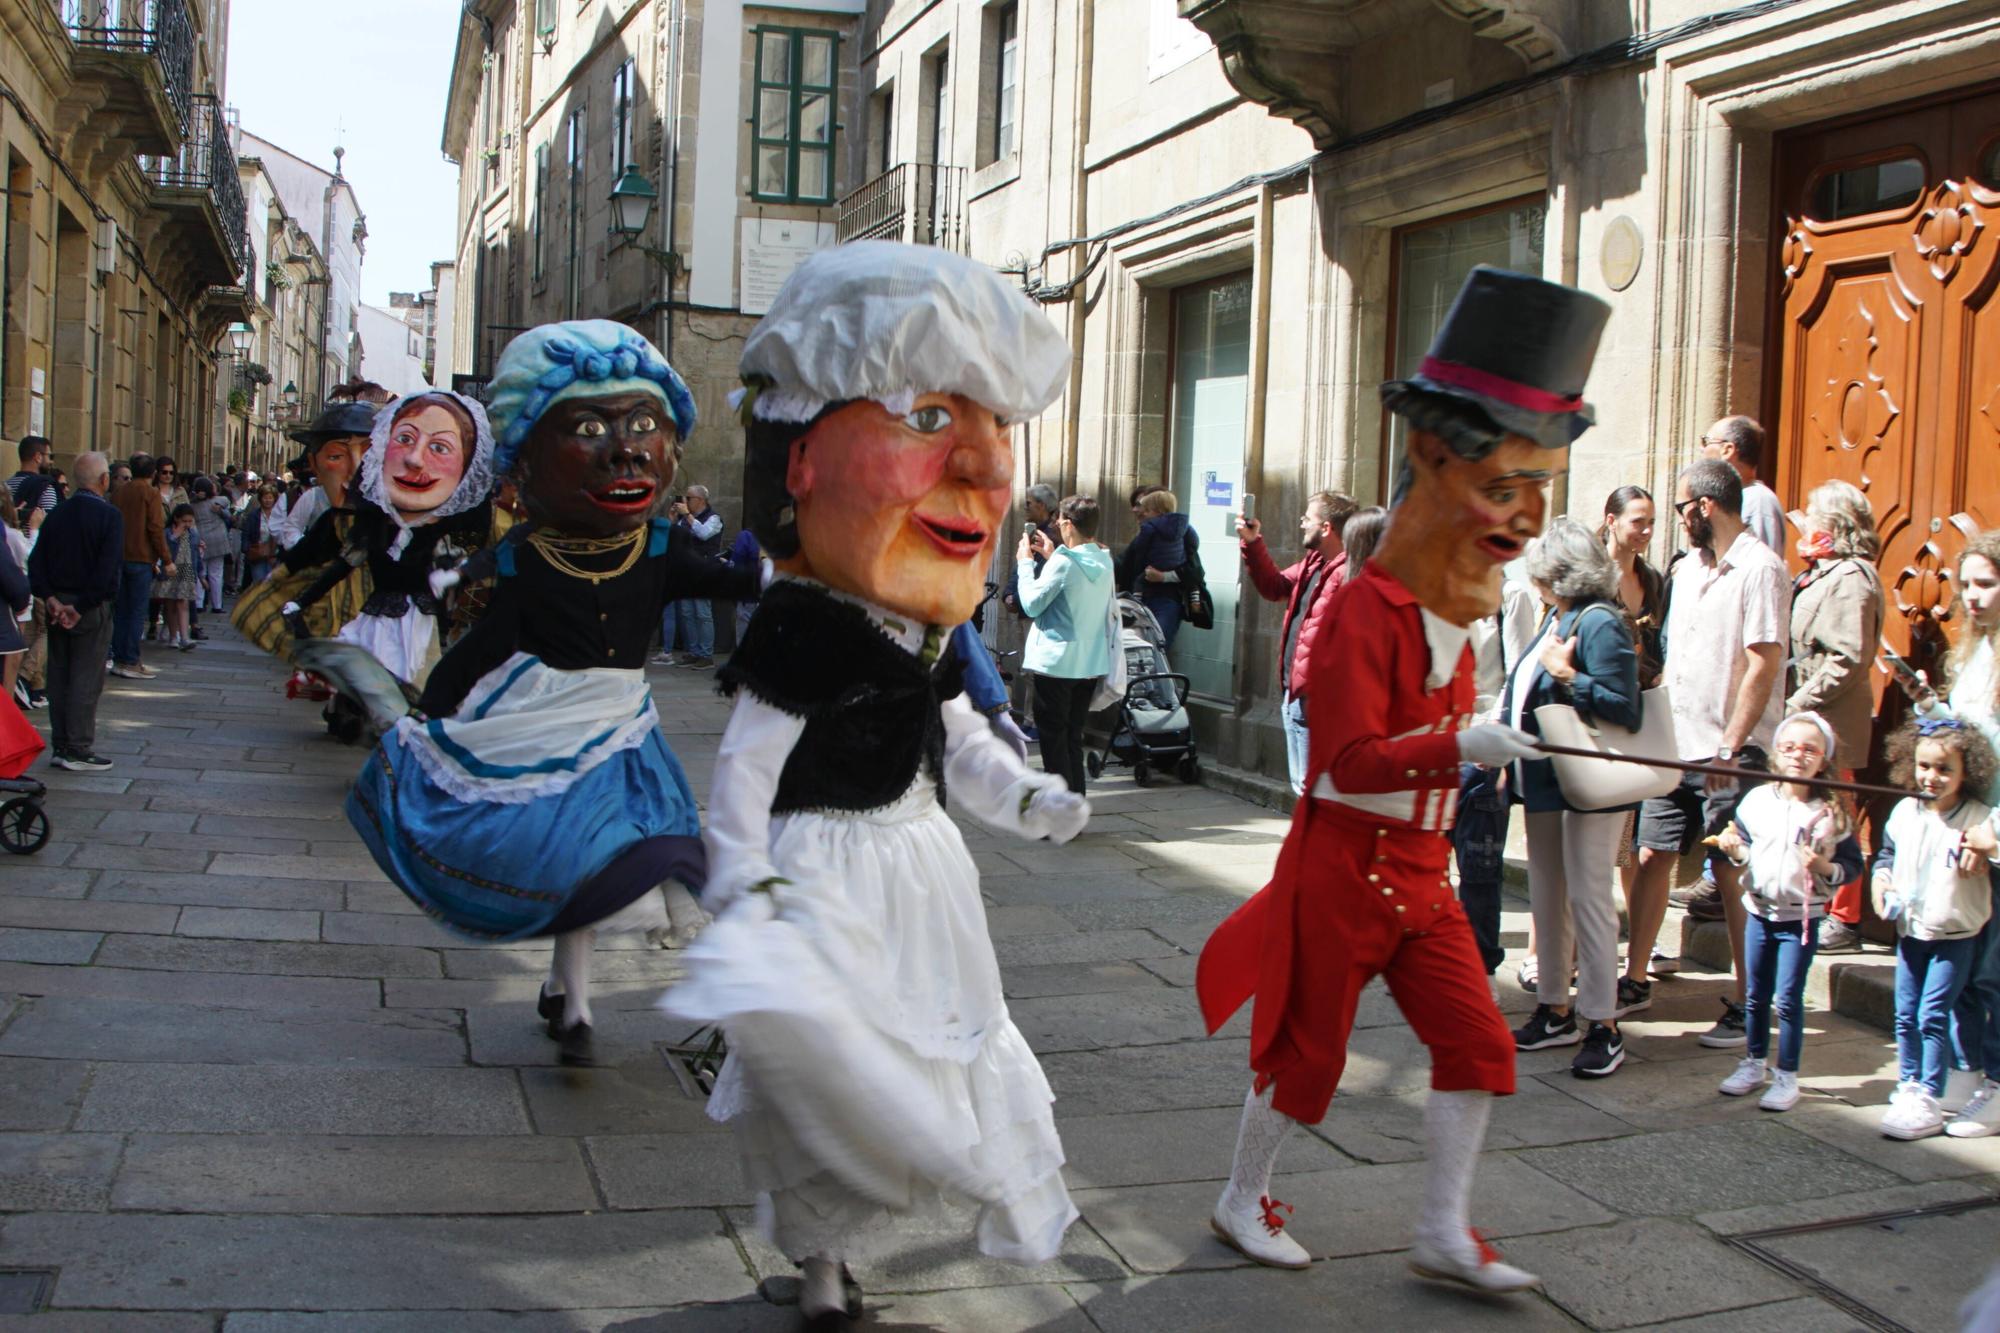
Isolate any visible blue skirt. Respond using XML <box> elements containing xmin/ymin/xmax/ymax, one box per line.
<box><xmin>346</xmin><ymin>654</ymin><xmax>705</xmax><ymax>941</ymax></box>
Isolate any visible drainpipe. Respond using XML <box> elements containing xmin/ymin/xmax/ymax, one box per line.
<box><xmin>659</xmin><ymin>0</ymin><xmax>684</xmax><ymax>363</ymax></box>
<box><xmin>1060</xmin><ymin>0</ymin><xmax>1092</xmax><ymax>496</ymax></box>
<box><xmin>316</xmin><ymin>156</ymin><xmax>339</xmax><ymax>403</ymax></box>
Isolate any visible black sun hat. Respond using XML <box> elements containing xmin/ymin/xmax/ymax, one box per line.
<box><xmin>287</xmin><ymin>399</ymin><xmax>379</xmax><ymax>450</ymax></box>
<box><xmin>1381</xmin><ymin>265</ymin><xmax>1611</xmax><ymax>456</ymax></box>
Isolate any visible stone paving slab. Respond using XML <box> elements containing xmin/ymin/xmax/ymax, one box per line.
<box><xmin>1501</xmin><ymin>1219</ymin><xmax>1799</xmax><ymax>1329</ymax></box>
<box><xmin>93</xmin><ymin>934</ymin><xmax>442</xmax><ymax>980</ymax></box>
<box><xmin>441</xmin><ymin>949</ymin><xmax>684</xmax><ymax>981</ymax></box>
<box><xmin>5</xmin><ymin>1211</ymin><xmax>757</xmax><ymax>1311</ymax></box>
<box><xmin>0</xmin><ymin>996</ymin><xmax>465</xmax><ymax>1067</ymax></box>
<box><xmin>1055</xmin><ymin>1105</ymin><xmax>1354</xmax><ymax>1189</ymax></box>
<box><xmin>0</xmin><ymin>1131</ymin><xmax>120</xmax><ymax>1210</ymax></box>
<box><xmin>319</xmin><ymin>910</ymin><xmax>466</xmax><ymax>947</ymax></box>
<box><xmin>1010</xmin><ymin>988</ymin><xmax>1213</xmax><ymax>1053</ymax></box>
<box><xmin>75</xmin><ymin>1064</ymin><xmax>530</xmax><ymax>1135</ymax></box>
<box><xmin>0</xmin><ymin>898</ymin><xmax>179</xmax><ymax>936</ymax></box>
<box><xmin>1305</xmin><ymin>1082</ymin><xmax>1639</xmax><ymax>1164</ymax></box>
<box><xmin>1000</xmin><ymin>960</ymin><xmax>1173</xmax><ymax>999</ymax></box>
<box><xmin>1039</xmin><ymin>1039</ymin><xmax>1256</xmax><ymax>1117</ymax></box>
<box><xmin>586</xmin><ymin>1134</ymin><xmax>756</xmax><ymax>1208</ymax></box>
<box><xmin>1779</xmin><ymin>1103</ymin><xmax>2000</xmax><ymax>1183</ymax></box>
<box><xmin>1621</xmin><ymin>1297</ymin><xmax>1872</xmax><ymax>1332</ymax></box>
<box><xmin>0</xmin><ymin>866</ymin><xmax>96</xmax><ymax>899</ymax></box>
<box><xmin>990</xmin><ymin>929</ymin><xmax>1182</xmax><ymax>967</ymax></box>
<box><xmin>112</xmin><ymin>1133</ymin><xmax>599</xmax><ymax>1214</ymax></box>
<box><xmin>219</xmin><ymin>1308</ymin><xmax>791</xmax><ymax>1333</ymax></box>
<box><xmin>519</xmin><ymin>1064</ymin><xmax>727</xmax><ymax>1138</ymax></box>
<box><xmin>0</xmin><ymin>927</ymin><xmax>102</xmax><ymax>965</ymax></box>
<box><xmin>0</xmin><ymin>1315</ymin><xmax>218</xmax><ymax>1332</ymax></box>
<box><xmin>0</xmin><ymin>960</ymin><xmax>379</xmax><ymax>1010</ymax></box>
<box><xmin>466</xmin><ymin>1004</ymin><xmax>688</xmax><ymax>1069</ymax></box>
<box><xmin>174</xmin><ymin>906</ymin><xmax>323</xmax><ymax>942</ymax></box>
<box><xmin>0</xmin><ymin>1057</ymin><xmax>89</xmax><ymax>1131</ymax></box>
<box><xmin>1693</xmin><ymin>1176</ymin><xmax>1994</xmax><ymax>1236</ymax></box>
<box><xmin>725</xmin><ymin>1204</ymin><xmax>1129</xmax><ymax>1292</ymax></box>
<box><xmin>88</xmin><ymin>871</ymin><xmax>348</xmax><ymax>912</ymax></box>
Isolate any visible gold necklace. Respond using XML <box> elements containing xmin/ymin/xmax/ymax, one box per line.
<box><xmin>528</xmin><ymin>526</ymin><xmax>647</xmax><ymax>584</ymax></box>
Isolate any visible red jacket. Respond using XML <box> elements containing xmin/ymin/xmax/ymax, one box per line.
<box><xmin>1242</xmin><ymin>539</ymin><xmax>1345</xmax><ymax>700</ymax></box>
<box><xmin>1196</xmin><ymin>562</ymin><xmax>1476</xmax><ymax>1122</ymax></box>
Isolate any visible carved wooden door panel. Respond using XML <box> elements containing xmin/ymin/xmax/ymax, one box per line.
<box><xmin>1771</xmin><ymin>86</ymin><xmax>2000</xmax><ymax>713</ymax></box>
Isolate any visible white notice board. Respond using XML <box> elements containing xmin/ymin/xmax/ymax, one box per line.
<box><xmin>739</xmin><ymin>219</ymin><xmax>835</xmax><ymax>316</ymax></box>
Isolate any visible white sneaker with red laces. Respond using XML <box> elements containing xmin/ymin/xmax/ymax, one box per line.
<box><xmin>1210</xmin><ymin>1187</ymin><xmax>1311</xmax><ymax>1269</ymax></box>
<box><xmin>1408</xmin><ymin>1228</ymin><xmax>1540</xmax><ymax>1293</ymax></box>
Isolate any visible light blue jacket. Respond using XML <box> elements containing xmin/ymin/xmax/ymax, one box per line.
<box><xmin>1020</xmin><ymin>542</ymin><xmax>1114</xmax><ymax>680</ymax></box>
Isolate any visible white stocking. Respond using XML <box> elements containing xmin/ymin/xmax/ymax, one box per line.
<box><xmin>659</xmin><ymin>881</ymin><xmax>709</xmax><ymax>947</ymax></box>
<box><xmin>800</xmin><ymin>1256</ymin><xmax>846</xmax><ymax>1319</ymax></box>
<box><xmin>1225</xmin><ymin>1082</ymin><xmax>1296</xmax><ymax>1206</ymax></box>
<box><xmin>1419</xmin><ymin>1089</ymin><xmax>1491</xmax><ymax>1250</ymax></box>
<box><xmin>551</xmin><ymin>929</ymin><xmax>595</xmax><ymax>1028</ymax></box>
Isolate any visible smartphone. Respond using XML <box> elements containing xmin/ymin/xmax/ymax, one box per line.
<box><xmin>1240</xmin><ymin>492</ymin><xmax>1257</xmax><ymax>522</ymax></box>
<box><xmin>1878</xmin><ymin>646</ymin><xmax>1925</xmax><ymax>688</ymax></box>
<box><xmin>1023</xmin><ymin>522</ymin><xmax>1036</xmax><ymax>540</ymax></box>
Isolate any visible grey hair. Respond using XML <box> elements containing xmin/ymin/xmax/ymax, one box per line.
<box><xmin>686</xmin><ymin>483</ymin><xmax>710</xmax><ymax>500</ymax></box>
<box><xmin>1805</xmin><ymin>478</ymin><xmax>1880</xmax><ymax>560</ymax></box>
<box><xmin>1026</xmin><ymin>483</ymin><xmax>1058</xmax><ymax>511</ymax></box>
<box><xmin>72</xmin><ymin>451</ymin><xmax>108</xmax><ymax>491</ymax></box>
<box><xmin>1525</xmin><ymin>514</ymin><xmax>1620</xmax><ymax>603</ymax></box>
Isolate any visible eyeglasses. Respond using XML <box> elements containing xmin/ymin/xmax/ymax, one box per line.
<box><xmin>1774</xmin><ymin>742</ymin><xmax>1826</xmax><ymax>757</ymax></box>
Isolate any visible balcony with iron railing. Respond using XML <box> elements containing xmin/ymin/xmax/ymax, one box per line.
<box><xmin>60</xmin><ymin>0</ymin><xmax>195</xmax><ymax>158</ymax></box>
<box><xmin>835</xmin><ymin>163</ymin><xmax>967</xmax><ymax>251</ymax></box>
<box><xmin>142</xmin><ymin>92</ymin><xmax>248</xmax><ymax>289</ymax></box>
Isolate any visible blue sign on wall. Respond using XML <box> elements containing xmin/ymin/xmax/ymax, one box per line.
<box><xmin>1203</xmin><ymin>471</ymin><xmax>1234</xmax><ymax>506</ymax></box>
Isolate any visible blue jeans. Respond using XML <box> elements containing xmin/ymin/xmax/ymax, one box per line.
<box><xmin>1281</xmin><ymin>696</ymin><xmax>1309</xmax><ymax>797</ymax></box>
<box><xmin>668</xmin><ymin>598</ymin><xmax>713</xmax><ymax>659</ymax></box>
<box><xmin>1905</xmin><ymin>934</ymin><xmax>1980</xmax><ymax>1095</ymax></box>
<box><xmin>113</xmin><ymin>561</ymin><xmax>155</xmax><ymax>666</ymax></box>
<box><xmin>1143</xmin><ymin>593</ymin><xmax>1182</xmax><ymax>649</ymax></box>
<box><xmin>1951</xmin><ymin>878</ymin><xmax>2000</xmax><ymax>1077</ymax></box>
<box><xmin>1744</xmin><ymin>914</ymin><xmax>1818</xmax><ymax>1072</ymax></box>
<box><xmin>1451</xmin><ymin>762</ymin><xmax>1509</xmax><ymax>976</ymax></box>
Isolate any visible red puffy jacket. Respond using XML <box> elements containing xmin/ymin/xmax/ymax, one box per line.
<box><xmin>1242</xmin><ymin>538</ymin><xmax>1346</xmax><ymax>701</ymax></box>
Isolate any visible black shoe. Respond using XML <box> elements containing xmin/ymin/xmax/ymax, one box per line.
<box><xmin>1697</xmin><ymin>998</ymin><xmax>1748</xmax><ymax>1048</ymax></box>
<box><xmin>1572</xmin><ymin>1022</ymin><xmax>1625</xmax><ymax>1078</ymax></box>
<box><xmin>538</xmin><ymin>986</ymin><xmax>564</xmax><ymax>1036</ymax></box>
<box><xmin>189</xmin><ymin>626</ymin><xmax>207</xmax><ymax>640</ymax></box>
<box><xmin>25</xmin><ymin>688</ymin><xmax>46</xmax><ymax>710</ymax></box>
<box><xmin>1614</xmin><ymin>976</ymin><xmax>1652</xmax><ymax>1017</ymax></box>
<box><xmin>556</xmin><ymin>1019</ymin><xmax>595</xmax><ymax>1066</ymax></box>
<box><xmin>1686</xmin><ymin>887</ymin><xmax>1726</xmax><ymax>922</ymax></box>
<box><xmin>1512</xmin><ymin>1004</ymin><xmax>1580</xmax><ymax>1051</ymax></box>
<box><xmin>52</xmin><ymin>752</ymin><xmax>113</xmax><ymax>772</ymax></box>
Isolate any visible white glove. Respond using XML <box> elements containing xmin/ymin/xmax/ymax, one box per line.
<box><xmin>1020</xmin><ymin>777</ymin><xmax>1090</xmax><ymax>844</ymax></box>
<box><xmin>1457</xmin><ymin>723</ymin><xmax>1541</xmax><ymax>767</ymax></box>
<box><xmin>279</xmin><ymin>601</ymin><xmax>301</xmax><ymax>617</ymax></box>
<box><xmin>989</xmin><ymin>711</ymin><xmax>1031</xmax><ymax>762</ymax></box>
<box><xmin>429</xmin><ymin>568</ymin><xmax>462</xmax><ymax>599</ymax></box>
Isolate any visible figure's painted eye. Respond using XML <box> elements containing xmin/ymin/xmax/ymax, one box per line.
<box><xmin>577</xmin><ymin>418</ymin><xmax>608</xmax><ymax>438</ymax></box>
<box><xmin>630</xmin><ymin>411</ymin><xmax>660</xmax><ymax>434</ymax></box>
<box><xmin>904</xmin><ymin>404</ymin><xmax>953</xmax><ymax>434</ymax></box>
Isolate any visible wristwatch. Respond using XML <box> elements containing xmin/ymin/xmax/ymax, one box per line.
<box><xmin>1717</xmin><ymin>746</ymin><xmax>1736</xmax><ymax>763</ymax></box>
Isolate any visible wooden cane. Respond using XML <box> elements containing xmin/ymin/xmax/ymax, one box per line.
<box><xmin>1529</xmin><ymin>741</ymin><xmax>1930</xmax><ymax>803</ymax></box>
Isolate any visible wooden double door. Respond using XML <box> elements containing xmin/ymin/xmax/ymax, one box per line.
<box><xmin>1769</xmin><ymin>83</ymin><xmax>2000</xmax><ymax>702</ymax></box>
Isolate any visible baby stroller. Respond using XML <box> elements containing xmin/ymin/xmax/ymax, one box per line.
<box><xmin>1087</xmin><ymin>596</ymin><xmax>1199</xmax><ymax>786</ymax></box>
<box><xmin>0</xmin><ymin>694</ymin><xmax>49</xmax><ymax>855</ymax></box>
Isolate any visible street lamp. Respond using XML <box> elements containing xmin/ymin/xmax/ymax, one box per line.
<box><xmin>609</xmin><ymin>165</ymin><xmax>658</xmax><ymax>237</ymax></box>
<box><xmin>228</xmin><ymin>322</ymin><xmax>252</xmax><ymax>355</ymax></box>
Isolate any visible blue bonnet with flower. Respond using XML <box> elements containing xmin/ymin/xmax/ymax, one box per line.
<box><xmin>484</xmin><ymin>319</ymin><xmax>697</xmax><ymax>474</ymax></box>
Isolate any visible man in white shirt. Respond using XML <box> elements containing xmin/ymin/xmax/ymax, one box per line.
<box><xmin>1700</xmin><ymin>415</ymin><xmax>1784</xmax><ymax>553</ymax></box>
<box><xmin>1629</xmin><ymin>458</ymin><xmax>1791</xmax><ymax>1050</ymax></box>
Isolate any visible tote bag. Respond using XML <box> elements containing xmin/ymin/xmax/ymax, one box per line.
<box><xmin>1530</xmin><ymin>606</ymin><xmax>1680</xmax><ymax>810</ymax></box>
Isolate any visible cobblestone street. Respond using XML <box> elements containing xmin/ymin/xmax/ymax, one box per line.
<box><xmin>1</xmin><ymin>619</ymin><xmax>1997</xmax><ymax>1330</ymax></box>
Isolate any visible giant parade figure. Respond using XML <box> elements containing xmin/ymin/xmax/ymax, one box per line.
<box><xmin>1196</xmin><ymin>266</ymin><xmax>1611</xmax><ymax>1292</ymax></box>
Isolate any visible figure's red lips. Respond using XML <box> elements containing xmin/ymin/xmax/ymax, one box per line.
<box><xmin>588</xmin><ymin>479</ymin><xmax>658</xmax><ymax>513</ymax></box>
<box><xmin>395</xmin><ymin>474</ymin><xmax>442</xmax><ymax>492</ymax></box>
<box><xmin>1476</xmin><ymin>533</ymin><xmax>1524</xmax><ymax>564</ymax></box>
<box><xmin>911</xmin><ymin>512</ymin><xmax>990</xmax><ymax>558</ymax></box>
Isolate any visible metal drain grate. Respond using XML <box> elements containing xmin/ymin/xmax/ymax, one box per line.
<box><xmin>661</xmin><ymin>1025</ymin><xmax>728</xmax><ymax>1097</ymax></box>
<box><xmin>0</xmin><ymin>1270</ymin><xmax>55</xmax><ymax>1315</ymax></box>
<box><xmin>1728</xmin><ymin>1198</ymin><xmax>2000</xmax><ymax>1333</ymax></box>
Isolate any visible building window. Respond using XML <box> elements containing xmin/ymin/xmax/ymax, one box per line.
<box><xmin>1168</xmin><ymin>271</ymin><xmax>1253</xmax><ymax>702</ymax></box>
<box><xmin>536</xmin><ymin>0</ymin><xmax>557</xmax><ymax>40</ymax></box>
<box><xmin>870</xmin><ymin>84</ymin><xmax>893</xmax><ymax>177</ymax></box>
<box><xmin>988</xmin><ymin>3</ymin><xmax>1018</xmax><ymax>164</ymax></box>
<box><xmin>610</xmin><ymin>58</ymin><xmax>636</xmax><ymax>175</ymax></box>
<box><xmin>1386</xmin><ymin>197</ymin><xmax>1545</xmax><ymax>497</ymax></box>
<box><xmin>566</xmin><ymin>107</ymin><xmax>585</xmax><ymax>318</ymax></box>
<box><xmin>532</xmin><ymin>143</ymin><xmax>548</xmax><ymax>284</ymax></box>
<box><xmin>752</xmin><ymin>27</ymin><xmax>838</xmax><ymax>204</ymax></box>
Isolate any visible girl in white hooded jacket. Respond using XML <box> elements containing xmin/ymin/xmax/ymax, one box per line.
<box><xmin>1709</xmin><ymin>712</ymin><xmax>1865</xmax><ymax>1112</ymax></box>
<box><xmin>1873</xmin><ymin>717</ymin><xmax>2000</xmax><ymax>1141</ymax></box>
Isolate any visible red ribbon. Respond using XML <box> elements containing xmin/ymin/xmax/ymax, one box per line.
<box><xmin>1260</xmin><ymin>1196</ymin><xmax>1294</xmax><ymax>1234</ymax></box>
<box><xmin>1418</xmin><ymin>356</ymin><xmax>1584</xmax><ymax>415</ymax></box>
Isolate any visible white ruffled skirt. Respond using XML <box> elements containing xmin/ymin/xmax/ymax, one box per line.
<box><xmin>337</xmin><ymin>609</ymin><xmax>439</xmax><ymax>687</ymax></box>
<box><xmin>662</xmin><ymin>781</ymin><xmax>1076</xmax><ymax>1265</ymax></box>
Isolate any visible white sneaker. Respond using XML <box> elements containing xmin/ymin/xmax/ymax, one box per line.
<box><xmin>1947</xmin><ymin>1079</ymin><xmax>2000</xmax><ymax>1139</ymax></box>
<box><xmin>1409</xmin><ymin>1229</ymin><xmax>1539</xmax><ymax>1294</ymax></box>
<box><xmin>1942</xmin><ymin>1068</ymin><xmax>1984</xmax><ymax>1114</ymax></box>
<box><xmin>1759</xmin><ymin>1070</ymin><xmax>1800</xmax><ymax>1112</ymax></box>
<box><xmin>1210</xmin><ymin>1187</ymin><xmax>1311</xmax><ymax>1269</ymax></box>
<box><xmin>1718</xmin><ymin>1057</ymin><xmax>1768</xmax><ymax>1097</ymax></box>
<box><xmin>1882</xmin><ymin>1089</ymin><xmax>1945</xmax><ymax>1140</ymax></box>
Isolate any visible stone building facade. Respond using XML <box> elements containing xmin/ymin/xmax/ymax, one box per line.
<box><xmin>233</xmin><ymin>132</ymin><xmax>366</xmax><ymax>409</ymax></box>
<box><xmin>0</xmin><ymin>0</ymin><xmax>250</xmax><ymax>477</ymax></box>
<box><xmin>851</xmin><ymin>0</ymin><xmax>2000</xmax><ymax>791</ymax></box>
<box><xmin>226</xmin><ymin>137</ymin><xmax>330</xmax><ymax>478</ymax></box>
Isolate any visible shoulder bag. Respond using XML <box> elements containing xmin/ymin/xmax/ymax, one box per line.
<box><xmin>1531</xmin><ymin>604</ymin><xmax>1680</xmax><ymax>810</ymax></box>
<box><xmin>1179</xmin><ymin>533</ymin><xmax>1215</xmax><ymax>630</ymax></box>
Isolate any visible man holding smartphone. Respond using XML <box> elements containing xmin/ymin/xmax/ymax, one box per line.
<box><xmin>1239</xmin><ymin>490</ymin><xmax>1358</xmax><ymax>795</ymax></box>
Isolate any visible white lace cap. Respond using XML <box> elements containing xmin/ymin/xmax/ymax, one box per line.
<box><xmin>360</xmin><ymin>390</ymin><xmax>497</xmax><ymax>558</ymax></box>
<box><xmin>739</xmin><ymin>242</ymin><xmax>1069</xmax><ymax>425</ymax></box>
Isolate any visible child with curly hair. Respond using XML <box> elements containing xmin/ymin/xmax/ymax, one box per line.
<box><xmin>1709</xmin><ymin>711</ymin><xmax>1866</xmax><ymax>1111</ymax></box>
<box><xmin>1874</xmin><ymin>716</ymin><xmax>2000</xmax><ymax>1139</ymax></box>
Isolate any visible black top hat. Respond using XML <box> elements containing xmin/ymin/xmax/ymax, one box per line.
<box><xmin>288</xmin><ymin>400</ymin><xmax>379</xmax><ymax>450</ymax></box>
<box><xmin>1381</xmin><ymin>266</ymin><xmax>1611</xmax><ymax>454</ymax></box>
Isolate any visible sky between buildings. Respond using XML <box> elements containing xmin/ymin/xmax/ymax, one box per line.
<box><xmin>226</xmin><ymin>0</ymin><xmax>462</xmax><ymax>306</ymax></box>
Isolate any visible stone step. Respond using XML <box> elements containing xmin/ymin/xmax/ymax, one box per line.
<box><xmin>1682</xmin><ymin>917</ymin><xmax>1899</xmax><ymax>1034</ymax></box>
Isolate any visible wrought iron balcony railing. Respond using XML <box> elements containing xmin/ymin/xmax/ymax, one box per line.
<box><xmin>61</xmin><ymin>0</ymin><xmax>195</xmax><ymax>132</ymax></box>
<box><xmin>141</xmin><ymin>93</ymin><xmax>248</xmax><ymax>279</ymax></box>
<box><xmin>836</xmin><ymin>163</ymin><xmax>967</xmax><ymax>251</ymax></box>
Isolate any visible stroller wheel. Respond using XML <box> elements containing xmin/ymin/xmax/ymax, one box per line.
<box><xmin>1086</xmin><ymin>751</ymin><xmax>1105</xmax><ymax>779</ymax></box>
<box><xmin>1133</xmin><ymin>757</ymin><xmax>1152</xmax><ymax>787</ymax></box>
<box><xmin>0</xmin><ymin>797</ymin><xmax>50</xmax><ymax>855</ymax></box>
<box><xmin>1178</xmin><ymin>753</ymin><xmax>1200</xmax><ymax>784</ymax></box>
